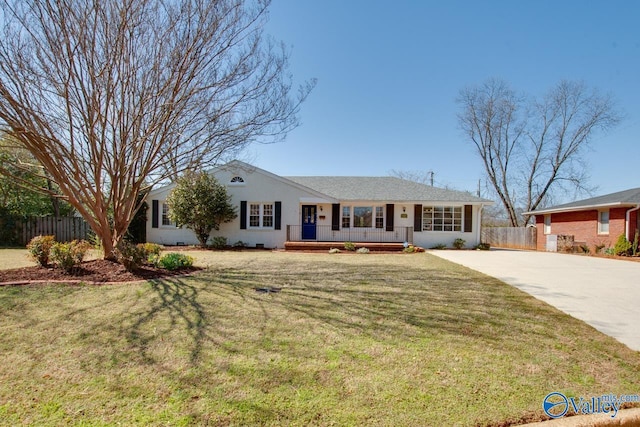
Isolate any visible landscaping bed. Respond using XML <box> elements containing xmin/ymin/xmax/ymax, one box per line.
<box><xmin>0</xmin><ymin>259</ymin><xmax>200</xmax><ymax>284</ymax></box>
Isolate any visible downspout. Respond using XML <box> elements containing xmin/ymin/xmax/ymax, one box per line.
<box><xmin>477</xmin><ymin>204</ymin><xmax>484</xmax><ymax>245</ymax></box>
<box><xmin>626</xmin><ymin>204</ymin><xmax>640</xmax><ymax>241</ymax></box>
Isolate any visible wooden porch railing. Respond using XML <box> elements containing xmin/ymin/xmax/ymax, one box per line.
<box><xmin>286</xmin><ymin>225</ymin><xmax>413</xmax><ymax>244</ymax></box>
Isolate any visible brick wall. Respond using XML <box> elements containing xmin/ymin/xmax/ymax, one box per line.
<box><xmin>535</xmin><ymin>207</ymin><xmax>636</xmax><ymax>251</ymax></box>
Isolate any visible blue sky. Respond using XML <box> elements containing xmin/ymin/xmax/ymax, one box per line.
<box><xmin>247</xmin><ymin>1</ymin><xmax>640</xmax><ymax>199</ymax></box>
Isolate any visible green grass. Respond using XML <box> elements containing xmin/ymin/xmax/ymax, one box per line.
<box><xmin>0</xmin><ymin>250</ymin><xmax>638</xmax><ymax>426</ymax></box>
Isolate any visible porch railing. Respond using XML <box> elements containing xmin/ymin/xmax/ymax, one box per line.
<box><xmin>286</xmin><ymin>225</ymin><xmax>413</xmax><ymax>244</ymax></box>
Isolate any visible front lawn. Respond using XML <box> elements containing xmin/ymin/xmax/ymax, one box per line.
<box><xmin>0</xmin><ymin>251</ymin><xmax>638</xmax><ymax>426</ymax></box>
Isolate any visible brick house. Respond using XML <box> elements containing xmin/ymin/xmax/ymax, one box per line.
<box><xmin>524</xmin><ymin>188</ymin><xmax>640</xmax><ymax>252</ymax></box>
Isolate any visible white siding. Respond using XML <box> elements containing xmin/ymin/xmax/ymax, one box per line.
<box><xmin>146</xmin><ymin>163</ymin><xmax>328</xmax><ymax>248</ymax></box>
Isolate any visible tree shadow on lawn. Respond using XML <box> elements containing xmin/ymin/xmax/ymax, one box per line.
<box><xmin>200</xmin><ymin>261</ymin><xmax>569</xmax><ymax>351</ymax></box>
<box><xmin>123</xmin><ymin>276</ymin><xmax>207</xmax><ymax>366</ymax></box>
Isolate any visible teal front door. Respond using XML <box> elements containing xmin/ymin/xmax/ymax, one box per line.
<box><xmin>301</xmin><ymin>205</ymin><xmax>317</xmax><ymax>240</ymax></box>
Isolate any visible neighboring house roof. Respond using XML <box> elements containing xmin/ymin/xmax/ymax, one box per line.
<box><xmin>524</xmin><ymin>187</ymin><xmax>640</xmax><ymax>215</ymax></box>
<box><xmin>285</xmin><ymin>176</ymin><xmax>492</xmax><ymax>204</ymax></box>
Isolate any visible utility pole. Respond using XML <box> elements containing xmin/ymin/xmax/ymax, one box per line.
<box><xmin>428</xmin><ymin>171</ymin><xmax>434</xmax><ymax>186</ymax></box>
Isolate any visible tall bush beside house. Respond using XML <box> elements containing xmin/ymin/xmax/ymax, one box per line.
<box><xmin>166</xmin><ymin>172</ymin><xmax>237</xmax><ymax>248</ymax></box>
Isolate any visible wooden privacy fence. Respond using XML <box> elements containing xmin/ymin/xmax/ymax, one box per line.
<box><xmin>18</xmin><ymin>216</ymin><xmax>91</xmax><ymax>246</ymax></box>
<box><xmin>481</xmin><ymin>226</ymin><xmax>537</xmax><ymax>250</ymax></box>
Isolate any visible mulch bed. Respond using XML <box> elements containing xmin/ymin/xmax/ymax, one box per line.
<box><xmin>0</xmin><ymin>259</ymin><xmax>201</xmax><ymax>285</ymax></box>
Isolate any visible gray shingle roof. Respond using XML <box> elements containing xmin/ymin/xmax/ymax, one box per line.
<box><xmin>526</xmin><ymin>187</ymin><xmax>640</xmax><ymax>214</ymax></box>
<box><xmin>284</xmin><ymin>176</ymin><xmax>491</xmax><ymax>203</ymax></box>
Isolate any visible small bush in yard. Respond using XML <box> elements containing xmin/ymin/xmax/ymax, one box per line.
<box><xmin>344</xmin><ymin>241</ymin><xmax>356</xmax><ymax>251</ymax></box>
<box><xmin>50</xmin><ymin>240</ymin><xmax>91</xmax><ymax>272</ymax></box>
<box><xmin>137</xmin><ymin>243</ymin><xmax>163</xmax><ymax>266</ymax></box>
<box><xmin>27</xmin><ymin>235</ymin><xmax>56</xmax><ymax>266</ymax></box>
<box><xmin>117</xmin><ymin>240</ymin><xmax>147</xmax><ymax>270</ymax></box>
<box><xmin>453</xmin><ymin>238</ymin><xmax>466</xmax><ymax>249</ymax></box>
<box><xmin>211</xmin><ymin>236</ymin><xmax>228</xmax><ymax>249</ymax></box>
<box><xmin>159</xmin><ymin>253</ymin><xmax>193</xmax><ymax>270</ymax></box>
<box><xmin>613</xmin><ymin>234</ymin><xmax>632</xmax><ymax>256</ymax></box>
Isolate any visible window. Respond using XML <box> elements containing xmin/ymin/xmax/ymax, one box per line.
<box><xmin>544</xmin><ymin>215</ymin><xmax>551</xmax><ymax>235</ymax></box>
<box><xmin>422</xmin><ymin>206</ymin><xmax>462</xmax><ymax>232</ymax></box>
<box><xmin>162</xmin><ymin>203</ymin><xmax>173</xmax><ymax>226</ymax></box>
<box><xmin>353</xmin><ymin>207</ymin><xmax>373</xmax><ymax>228</ymax></box>
<box><xmin>375</xmin><ymin>206</ymin><xmax>384</xmax><ymax>229</ymax></box>
<box><xmin>342</xmin><ymin>206</ymin><xmax>351</xmax><ymax>228</ymax></box>
<box><xmin>230</xmin><ymin>176</ymin><xmax>245</xmax><ymax>184</ymax></box>
<box><xmin>249</xmin><ymin>204</ymin><xmax>260</xmax><ymax>227</ymax></box>
<box><xmin>263</xmin><ymin>204</ymin><xmax>273</xmax><ymax>227</ymax></box>
<box><xmin>249</xmin><ymin>203</ymin><xmax>274</xmax><ymax>228</ymax></box>
<box><xmin>598</xmin><ymin>210</ymin><xmax>609</xmax><ymax>235</ymax></box>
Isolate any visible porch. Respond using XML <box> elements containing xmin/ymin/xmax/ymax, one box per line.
<box><xmin>284</xmin><ymin>241</ymin><xmax>407</xmax><ymax>251</ymax></box>
<box><xmin>286</xmin><ymin>225</ymin><xmax>413</xmax><ymax>248</ymax></box>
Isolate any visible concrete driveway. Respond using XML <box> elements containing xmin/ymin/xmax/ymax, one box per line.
<box><xmin>429</xmin><ymin>249</ymin><xmax>640</xmax><ymax>351</ymax></box>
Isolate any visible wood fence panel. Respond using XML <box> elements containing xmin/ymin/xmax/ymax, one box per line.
<box><xmin>18</xmin><ymin>217</ymin><xmax>91</xmax><ymax>245</ymax></box>
<box><xmin>481</xmin><ymin>227</ymin><xmax>536</xmax><ymax>250</ymax></box>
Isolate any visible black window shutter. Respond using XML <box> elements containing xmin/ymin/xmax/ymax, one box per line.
<box><xmin>464</xmin><ymin>205</ymin><xmax>473</xmax><ymax>233</ymax></box>
<box><xmin>386</xmin><ymin>204</ymin><xmax>394</xmax><ymax>231</ymax></box>
<box><xmin>414</xmin><ymin>204</ymin><xmax>422</xmax><ymax>232</ymax></box>
<box><xmin>331</xmin><ymin>204</ymin><xmax>340</xmax><ymax>230</ymax></box>
<box><xmin>274</xmin><ymin>201</ymin><xmax>282</xmax><ymax>230</ymax></box>
<box><xmin>151</xmin><ymin>200</ymin><xmax>159</xmax><ymax>228</ymax></box>
<box><xmin>240</xmin><ymin>201</ymin><xmax>247</xmax><ymax>229</ymax></box>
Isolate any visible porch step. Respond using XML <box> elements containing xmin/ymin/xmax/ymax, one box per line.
<box><xmin>284</xmin><ymin>241</ymin><xmax>406</xmax><ymax>252</ymax></box>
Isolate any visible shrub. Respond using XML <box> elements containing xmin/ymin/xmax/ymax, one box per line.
<box><xmin>430</xmin><ymin>243</ymin><xmax>447</xmax><ymax>250</ymax></box>
<box><xmin>211</xmin><ymin>236</ymin><xmax>228</xmax><ymax>250</ymax></box>
<box><xmin>328</xmin><ymin>248</ymin><xmax>341</xmax><ymax>254</ymax></box>
<box><xmin>594</xmin><ymin>243</ymin><xmax>606</xmax><ymax>254</ymax></box>
<box><xmin>344</xmin><ymin>241</ymin><xmax>356</xmax><ymax>251</ymax></box>
<box><xmin>137</xmin><ymin>243</ymin><xmax>163</xmax><ymax>265</ymax></box>
<box><xmin>453</xmin><ymin>238</ymin><xmax>466</xmax><ymax>249</ymax></box>
<box><xmin>613</xmin><ymin>234</ymin><xmax>632</xmax><ymax>256</ymax></box>
<box><xmin>50</xmin><ymin>240</ymin><xmax>91</xmax><ymax>272</ymax></box>
<box><xmin>27</xmin><ymin>235</ymin><xmax>56</xmax><ymax>266</ymax></box>
<box><xmin>232</xmin><ymin>240</ymin><xmax>246</xmax><ymax>248</ymax></box>
<box><xmin>116</xmin><ymin>240</ymin><xmax>147</xmax><ymax>270</ymax></box>
<box><xmin>403</xmin><ymin>245</ymin><xmax>416</xmax><ymax>253</ymax></box>
<box><xmin>633</xmin><ymin>230</ymin><xmax>639</xmax><ymax>256</ymax></box>
<box><xmin>159</xmin><ymin>253</ymin><xmax>194</xmax><ymax>270</ymax></box>
<box><xmin>579</xmin><ymin>244</ymin><xmax>590</xmax><ymax>254</ymax></box>
<box><xmin>356</xmin><ymin>247</ymin><xmax>370</xmax><ymax>254</ymax></box>
<box><xmin>475</xmin><ymin>242</ymin><xmax>491</xmax><ymax>250</ymax></box>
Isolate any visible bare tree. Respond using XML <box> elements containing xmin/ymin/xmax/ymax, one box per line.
<box><xmin>457</xmin><ymin>78</ymin><xmax>619</xmax><ymax>226</ymax></box>
<box><xmin>0</xmin><ymin>0</ymin><xmax>314</xmax><ymax>260</ymax></box>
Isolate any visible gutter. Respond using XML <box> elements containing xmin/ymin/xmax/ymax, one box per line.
<box><xmin>625</xmin><ymin>204</ymin><xmax>640</xmax><ymax>241</ymax></box>
<box><xmin>477</xmin><ymin>204</ymin><xmax>485</xmax><ymax>244</ymax></box>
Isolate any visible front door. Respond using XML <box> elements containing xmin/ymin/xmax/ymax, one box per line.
<box><xmin>301</xmin><ymin>205</ymin><xmax>317</xmax><ymax>240</ymax></box>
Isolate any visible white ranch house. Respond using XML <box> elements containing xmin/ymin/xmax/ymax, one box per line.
<box><xmin>146</xmin><ymin>161</ymin><xmax>492</xmax><ymax>249</ymax></box>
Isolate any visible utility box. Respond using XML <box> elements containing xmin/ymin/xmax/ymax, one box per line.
<box><xmin>546</xmin><ymin>234</ymin><xmax>557</xmax><ymax>252</ymax></box>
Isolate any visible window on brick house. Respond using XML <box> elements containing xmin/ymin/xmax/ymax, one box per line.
<box><xmin>543</xmin><ymin>215</ymin><xmax>551</xmax><ymax>235</ymax></box>
<box><xmin>598</xmin><ymin>210</ymin><xmax>609</xmax><ymax>235</ymax></box>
